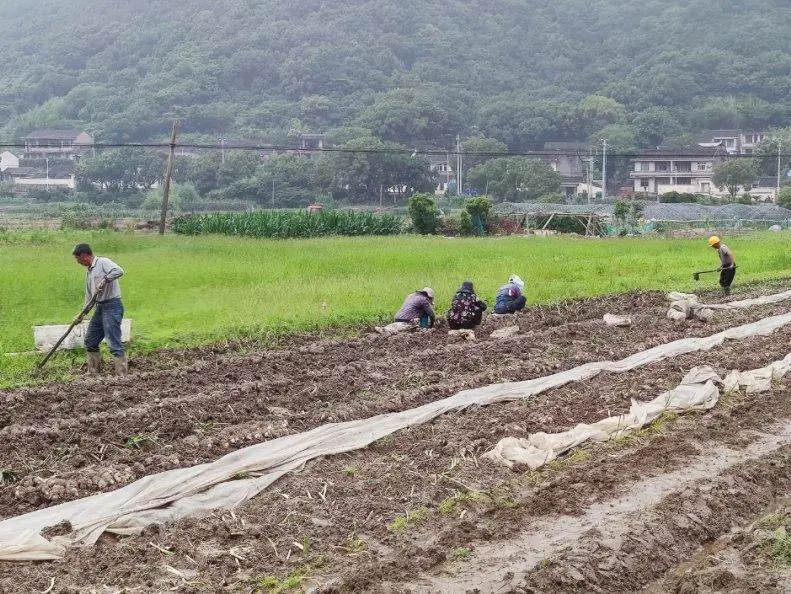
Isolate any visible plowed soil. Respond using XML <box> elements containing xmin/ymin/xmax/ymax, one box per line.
<box><xmin>2</xmin><ymin>284</ymin><xmax>791</xmax><ymax>593</ymax></box>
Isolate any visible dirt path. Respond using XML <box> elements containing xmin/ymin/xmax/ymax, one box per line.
<box><xmin>1</xmin><ymin>285</ymin><xmax>791</xmax><ymax>592</ymax></box>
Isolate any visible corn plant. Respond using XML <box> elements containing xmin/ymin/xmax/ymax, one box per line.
<box><xmin>172</xmin><ymin>210</ymin><xmax>403</xmax><ymax>239</ymax></box>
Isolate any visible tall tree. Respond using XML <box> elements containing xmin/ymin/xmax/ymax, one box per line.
<box><xmin>712</xmin><ymin>159</ymin><xmax>759</xmax><ymax>199</ymax></box>
<box><xmin>466</xmin><ymin>157</ymin><xmax>562</xmax><ymax>202</ymax></box>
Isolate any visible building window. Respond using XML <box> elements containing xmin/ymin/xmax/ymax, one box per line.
<box><xmin>656</xmin><ymin>177</ymin><xmax>670</xmax><ymax>185</ymax></box>
<box><xmin>635</xmin><ymin>162</ymin><xmax>649</xmax><ymax>172</ymax></box>
<box><xmin>696</xmin><ymin>162</ymin><xmax>708</xmax><ymax>171</ymax></box>
<box><xmin>640</xmin><ymin>179</ymin><xmax>649</xmax><ymax>188</ymax></box>
<box><xmin>701</xmin><ymin>182</ymin><xmax>711</xmax><ymax>193</ymax></box>
<box><xmin>676</xmin><ymin>177</ymin><xmax>692</xmax><ymax>185</ymax></box>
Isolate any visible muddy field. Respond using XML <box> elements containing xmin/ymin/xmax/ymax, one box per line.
<box><xmin>2</xmin><ymin>283</ymin><xmax>791</xmax><ymax>592</ymax></box>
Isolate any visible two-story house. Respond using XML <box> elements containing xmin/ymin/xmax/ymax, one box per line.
<box><xmin>543</xmin><ymin>141</ymin><xmax>589</xmax><ymax>198</ymax></box>
<box><xmin>697</xmin><ymin>130</ymin><xmax>764</xmax><ymax>155</ymax></box>
<box><xmin>24</xmin><ymin>130</ymin><xmax>93</xmax><ymax>160</ymax></box>
<box><xmin>630</xmin><ymin>147</ymin><xmax>726</xmax><ymax>196</ymax></box>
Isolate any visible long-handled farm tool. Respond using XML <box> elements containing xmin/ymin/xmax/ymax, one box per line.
<box><xmin>33</xmin><ymin>294</ymin><xmax>98</xmax><ymax>374</ymax></box>
<box><xmin>692</xmin><ymin>268</ymin><xmax>721</xmax><ymax>281</ymax></box>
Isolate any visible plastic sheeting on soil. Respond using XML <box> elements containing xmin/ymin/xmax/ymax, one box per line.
<box><xmin>483</xmin><ymin>354</ymin><xmax>791</xmax><ymax>470</ymax></box>
<box><xmin>3</xmin><ymin>312</ymin><xmax>791</xmax><ymax>561</ymax></box>
<box><xmin>667</xmin><ymin>289</ymin><xmax>791</xmax><ymax>322</ymax></box>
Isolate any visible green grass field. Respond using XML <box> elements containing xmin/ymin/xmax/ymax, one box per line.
<box><xmin>1</xmin><ymin>230</ymin><xmax>790</xmax><ymax>387</ymax></box>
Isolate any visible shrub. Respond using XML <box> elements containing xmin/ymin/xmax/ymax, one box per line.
<box><xmin>464</xmin><ymin>196</ymin><xmax>492</xmax><ymax>235</ymax></box>
<box><xmin>660</xmin><ymin>191</ymin><xmax>698</xmax><ymax>203</ymax></box>
<box><xmin>779</xmin><ymin>186</ymin><xmax>791</xmax><ymax>209</ymax></box>
<box><xmin>437</xmin><ymin>215</ymin><xmax>461</xmax><ymax>236</ymax></box>
<box><xmin>460</xmin><ymin>210</ymin><xmax>473</xmax><ymax>235</ymax></box>
<box><xmin>408</xmin><ymin>192</ymin><xmax>439</xmax><ymax>234</ymax></box>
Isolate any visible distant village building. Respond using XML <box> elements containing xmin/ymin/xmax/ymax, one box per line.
<box><xmin>296</xmin><ymin>133</ymin><xmax>326</xmax><ymax>156</ymax></box>
<box><xmin>630</xmin><ymin>147</ymin><xmax>726</xmax><ymax>196</ymax></box>
<box><xmin>697</xmin><ymin>130</ymin><xmax>764</xmax><ymax>155</ymax></box>
<box><xmin>24</xmin><ymin>130</ymin><xmax>93</xmax><ymax>160</ymax></box>
<box><xmin>542</xmin><ymin>142</ymin><xmax>588</xmax><ymax>198</ymax></box>
<box><xmin>429</xmin><ymin>155</ymin><xmax>454</xmax><ymax>195</ymax></box>
<box><xmin>0</xmin><ymin>151</ymin><xmax>20</xmax><ymax>172</ymax></box>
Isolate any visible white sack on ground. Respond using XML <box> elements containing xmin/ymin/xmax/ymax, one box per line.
<box><xmin>485</xmin><ymin>354</ymin><xmax>791</xmax><ymax>470</ymax></box>
<box><xmin>603</xmin><ymin>314</ymin><xmax>632</xmax><ymax>327</ymax></box>
<box><xmin>3</xmin><ymin>312</ymin><xmax>791</xmax><ymax>561</ymax></box>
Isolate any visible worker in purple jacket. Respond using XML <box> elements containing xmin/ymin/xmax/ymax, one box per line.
<box><xmin>395</xmin><ymin>287</ymin><xmax>436</xmax><ymax>328</ymax></box>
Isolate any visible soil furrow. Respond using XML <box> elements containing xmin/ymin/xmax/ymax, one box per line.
<box><xmin>2</xmin><ymin>309</ymin><xmax>790</xmax><ymax>519</ymax></box>
<box><xmin>2</xmin><ymin>320</ymin><xmax>791</xmax><ymax>591</ymax></box>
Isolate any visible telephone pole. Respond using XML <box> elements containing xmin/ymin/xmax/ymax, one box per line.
<box><xmin>777</xmin><ymin>139</ymin><xmax>783</xmax><ymax>204</ymax></box>
<box><xmin>456</xmin><ymin>134</ymin><xmax>463</xmax><ymax>196</ymax></box>
<box><xmin>159</xmin><ymin>121</ymin><xmax>178</xmax><ymax>235</ymax></box>
<box><xmin>601</xmin><ymin>139</ymin><xmax>608</xmax><ymax>203</ymax></box>
<box><xmin>587</xmin><ymin>146</ymin><xmax>593</xmax><ymax>204</ymax></box>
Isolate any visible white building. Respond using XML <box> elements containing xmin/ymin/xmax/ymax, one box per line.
<box><xmin>24</xmin><ymin>130</ymin><xmax>93</xmax><ymax>160</ymax></box>
<box><xmin>630</xmin><ymin>148</ymin><xmax>726</xmax><ymax>196</ymax></box>
<box><xmin>0</xmin><ymin>151</ymin><xmax>19</xmax><ymax>171</ymax></box>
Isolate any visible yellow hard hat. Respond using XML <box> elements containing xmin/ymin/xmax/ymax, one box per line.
<box><xmin>708</xmin><ymin>235</ymin><xmax>720</xmax><ymax>246</ymax></box>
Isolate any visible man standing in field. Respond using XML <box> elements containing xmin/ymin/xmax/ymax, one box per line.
<box><xmin>72</xmin><ymin>243</ymin><xmax>127</xmax><ymax>375</ymax></box>
<box><xmin>708</xmin><ymin>235</ymin><xmax>736</xmax><ymax>295</ymax></box>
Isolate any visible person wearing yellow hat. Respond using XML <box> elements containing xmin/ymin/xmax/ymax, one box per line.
<box><xmin>708</xmin><ymin>236</ymin><xmax>736</xmax><ymax>294</ymax></box>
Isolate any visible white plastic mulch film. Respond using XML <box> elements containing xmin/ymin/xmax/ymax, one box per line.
<box><xmin>667</xmin><ymin>289</ymin><xmax>791</xmax><ymax>322</ymax></box>
<box><xmin>484</xmin><ymin>354</ymin><xmax>791</xmax><ymax>470</ymax></box>
<box><xmin>2</xmin><ymin>308</ymin><xmax>791</xmax><ymax>561</ymax></box>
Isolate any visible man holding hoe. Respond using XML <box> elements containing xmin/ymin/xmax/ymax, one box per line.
<box><xmin>708</xmin><ymin>235</ymin><xmax>736</xmax><ymax>295</ymax></box>
<box><xmin>72</xmin><ymin>243</ymin><xmax>127</xmax><ymax>375</ymax></box>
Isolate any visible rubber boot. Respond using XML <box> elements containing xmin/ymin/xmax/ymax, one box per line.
<box><xmin>87</xmin><ymin>351</ymin><xmax>102</xmax><ymax>375</ymax></box>
<box><xmin>113</xmin><ymin>355</ymin><xmax>128</xmax><ymax>376</ymax></box>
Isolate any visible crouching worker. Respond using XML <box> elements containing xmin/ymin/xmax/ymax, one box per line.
<box><xmin>494</xmin><ymin>274</ymin><xmax>526</xmax><ymax>314</ymax></box>
<box><xmin>395</xmin><ymin>287</ymin><xmax>436</xmax><ymax>328</ymax></box>
<box><xmin>447</xmin><ymin>281</ymin><xmax>487</xmax><ymax>329</ymax></box>
<box><xmin>72</xmin><ymin>243</ymin><xmax>127</xmax><ymax>375</ymax></box>
<box><xmin>708</xmin><ymin>235</ymin><xmax>736</xmax><ymax>295</ymax></box>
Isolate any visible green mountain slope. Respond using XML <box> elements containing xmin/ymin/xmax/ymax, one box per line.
<box><xmin>1</xmin><ymin>0</ymin><xmax>789</xmax><ymax>147</ymax></box>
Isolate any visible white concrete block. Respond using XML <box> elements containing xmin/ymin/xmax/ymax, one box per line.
<box><xmin>33</xmin><ymin>319</ymin><xmax>132</xmax><ymax>352</ymax></box>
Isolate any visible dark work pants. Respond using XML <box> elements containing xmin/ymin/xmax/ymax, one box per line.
<box><xmin>719</xmin><ymin>266</ymin><xmax>736</xmax><ymax>289</ymax></box>
<box><xmin>494</xmin><ymin>295</ymin><xmax>526</xmax><ymax>314</ymax></box>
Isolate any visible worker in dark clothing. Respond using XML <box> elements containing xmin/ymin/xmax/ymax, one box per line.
<box><xmin>447</xmin><ymin>281</ymin><xmax>487</xmax><ymax>329</ymax></box>
<box><xmin>494</xmin><ymin>275</ymin><xmax>526</xmax><ymax>314</ymax></box>
<box><xmin>708</xmin><ymin>235</ymin><xmax>736</xmax><ymax>294</ymax></box>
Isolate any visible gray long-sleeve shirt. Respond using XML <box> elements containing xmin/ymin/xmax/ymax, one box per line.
<box><xmin>85</xmin><ymin>256</ymin><xmax>124</xmax><ymax>305</ymax></box>
<box><xmin>395</xmin><ymin>291</ymin><xmax>435</xmax><ymax>323</ymax></box>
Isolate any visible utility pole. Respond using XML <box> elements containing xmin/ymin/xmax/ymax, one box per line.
<box><xmin>587</xmin><ymin>146</ymin><xmax>593</xmax><ymax>204</ymax></box>
<box><xmin>777</xmin><ymin>139</ymin><xmax>783</xmax><ymax>204</ymax></box>
<box><xmin>456</xmin><ymin>134</ymin><xmax>463</xmax><ymax>196</ymax></box>
<box><xmin>379</xmin><ymin>184</ymin><xmax>383</xmax><ymax>210</ymax></box>
<box><xmin>159</xmin><ymin>121</ymin><xmax>178</xmax><ymax>235</ymax></box>
<box><xmin>601</xmin><ymin>139</ymin><xmax>607</xmax><ymax>203</ymax></box>
<box><xmin>218</xmin><ymin>138</ymin><xmax>226</xmax><ymax>165</ymax></box>
<box><xmin>272</xmin><ymin>179</ymin><xmax>275</xmax><ymax>209</ymax></box>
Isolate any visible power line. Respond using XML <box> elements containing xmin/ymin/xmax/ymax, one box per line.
<box><xmin>1</xmin><ymin>142</ymin><xmax>787</xmax><ymax>160</ymax></box>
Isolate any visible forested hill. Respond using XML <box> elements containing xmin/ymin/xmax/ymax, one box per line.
<box><xmin>1</xmin><ymin>0</ymin><xmax>790</xmax><ymax>149</ymax></box>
